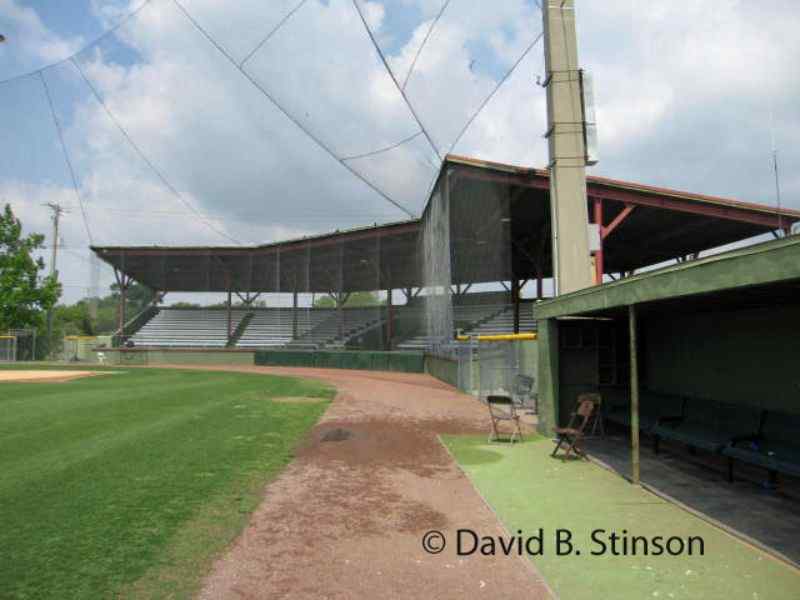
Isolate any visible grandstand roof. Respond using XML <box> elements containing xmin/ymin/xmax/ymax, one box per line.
<box><xmin>92</xmin><ymin>155</ymin><xmax>800</xmax><ymax>294</ymax></box>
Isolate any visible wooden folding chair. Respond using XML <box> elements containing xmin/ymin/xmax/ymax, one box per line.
<box><xmin>579</xmin><ymin>392</ymin><xmax>605</xmax><ymax>438</ymax></box>
<box><xmin>487</xmin><ymin>395</ymin><xmax>524</xmax><ymax>444</ymax></box>
<box><xmin>551</xmin><ymin>398</ymin><xmax>595</xmax><ymax>459</ymax></box>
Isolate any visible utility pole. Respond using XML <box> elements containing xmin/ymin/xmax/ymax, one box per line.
<box><xmin>542</xmin><ymin>0</ymin><xmax>593</xmax><ymax>294</ymax></box>
<box><xmin>45</xmin><ymin>202</ymin><xmax>64</xmax><ymax>279</ymax></box>
<box><xmin>44</xmin><ymin>202</ymin><xmax>66</xmax><ymax>350</ymax></box>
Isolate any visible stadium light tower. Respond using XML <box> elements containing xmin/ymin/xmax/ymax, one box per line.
<box><xmin>542</xmin><ymin>0</ymin><xmax>594</xmax><ymax>294</ymax></box>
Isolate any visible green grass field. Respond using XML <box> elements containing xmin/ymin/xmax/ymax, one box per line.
<box><xmin>1</xmin><ymin>367</ymin><xmax>333</xmax><ymax>599</ymax></box>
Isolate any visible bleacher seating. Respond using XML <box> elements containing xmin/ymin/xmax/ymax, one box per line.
<box><xmin>236</xmin><ymin>308</ymin><xmax>330</xmax><ymax>348</ymax></box>
<box><xmin>291</xmin><ymin>308</ymin><xmax>384</xmax><ymax>349</ymax></box>
<box><xmin>396</xmin><ymin>303</ymin><xmax>536</xmax><ymax>350</ymax></box>
<box><xmin>130</xmin><ymin>309</ymin><xmax>248</xmax><ymax>348</ymax></box>
<box><xmin>128</xmin><ymin>299</ymin><xmax>539</xmax><ymax>352</ymax></box>
<box><xmin>462</xmin><ymin>303</ymin><xmax>536</xmax><ymax>336</ymax></box>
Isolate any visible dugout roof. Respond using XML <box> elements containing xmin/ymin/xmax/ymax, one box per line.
<box><xmin>535</xmin><ymin>235</ymin><xmax>800</xmax><ymax>320</ymax></box>
<box><xmin>92</xmin><ymin>155</ymin><xmax>800</xmax><ymax>294</ymax></box>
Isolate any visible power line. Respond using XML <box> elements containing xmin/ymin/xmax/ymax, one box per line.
<box><xmin>39</xmin><ymin>71</ymin><xmax>94</xmax><ymax>245</ymax></box>
<box><xmin>447</xmin><ymin>31</ymin><xmax>544</xmax><ymax>156</ymax></box>
<box><xmin>401</xmin><ymin>0</ymin><xmax>452</xmax><ymax>91</ymax></box>
<box><xmin>70</xmin><ymin>57</ymin><xmax>245</xmax><ymax>245</ymax></box>
<box><xmin>351</xmin><ymin>0</ymin><xmax>442</xmax><ymax>161</ymax></box>
<box><xmin>170</xmin><ymin>0</ymin><xmax>417</xmax><ymax>219</ymax></box>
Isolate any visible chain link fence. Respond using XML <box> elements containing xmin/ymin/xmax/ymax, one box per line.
<box><xmin>426</xmin><ymin>339</ymin><xmax>538</xmax><ymax>413</ymax></box>
<box><xmin>0</xmin><ymin>336</ymin><xmax>17</xmax><ymax>362</ymax></box>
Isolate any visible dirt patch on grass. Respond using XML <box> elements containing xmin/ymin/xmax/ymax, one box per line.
<box><xmin>271</xmin><ymin>396</ymin><xmax>329</xmax><ymax>404</ymax></box>
<box><xmin>0</xmin><ymin>370</ymin><xmax>115</xmax><ymax>383</ymax></box>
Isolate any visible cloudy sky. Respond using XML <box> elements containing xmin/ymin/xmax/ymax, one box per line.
<box><xmin>1</xmin><ymin>0</ymin><xmax>798</xmax><ymax>303</ymax></box>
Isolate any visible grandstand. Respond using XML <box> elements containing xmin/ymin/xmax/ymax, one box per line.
<box><xmin>93</xmin><ymin>156</ymin><xmax>800</xmax><ymax>354</ymax></box>
<box><xmin>131</xmin><ymin>309</ymin><xmax>249</xmax><ymax>348</ymax></box>
<box><xmin>127</xmin><ymin>302</ymin><xmax>531</xmax><ymax>350</ymax></box>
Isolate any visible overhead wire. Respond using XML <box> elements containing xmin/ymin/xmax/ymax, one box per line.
<box><xmin>446</xmin><ymin>31</ymin><xmax>545</xmax><ymax>156</ymax></box>
<box><xmin>170</xmin><ymin>0</ymin><xmax>417</xmax><ymax>220</ymax></box>
<box><xmin>39</xmin><ymin>71</ymin><xmax>94</xmax><ymax>245</ymax></box>
<box><xmin>0</xmin><ymin>0</ymin><xmax>153</xmax><ymax>86</ymax></box>
<box><xmin>401</xmin><ymin>0</ymin><xmax>452</xmax><ymax>91</ymax></box>
<box><xmin>340</xmin><ymin>131</ymin><xmax>423</xmax><ymax>161</ymax></box>
<box><xmin>6</xmin><ymin>0</ymin><xmax>547</xmax><ymax>245</ymax></box>
<box><xmin>239</xmin><ymin>0</ymin><xmax>310</xmax><ymax>67</ymax></box>
<box><xmin>70</xmin><ymin>57</ymin><xmax>245</xmax><ymax>245</ymax></box>
<box><xmin>351</xmin><ymin>0</ymin><xmax>443</xmax><ymax>161</ymax></box>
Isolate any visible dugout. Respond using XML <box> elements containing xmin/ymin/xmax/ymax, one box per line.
<box><xmin>535</xmin><ymin>235</ymin><xmax>800</xmax><ymax>485</ymax></box>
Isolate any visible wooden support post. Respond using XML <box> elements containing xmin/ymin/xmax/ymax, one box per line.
<box><xmin>227</xmin><ymin>290</ymin><xmax>233</xmax><ymax>341</ymax></box>
<box><xmin>337</xmin><ymin>244</ymin><xmax>344</xmax><ymax>339</ymax></box>
<box><xmin>114</xmin><ymin>269</ymin><xmax>131</xmax><ymax>340</ymax></box>
<box><xmin>337</xmin><ymin>293</ymin><xmax>344</xmax><ymax>339</ymax></box>
<box><xmin>119</xmin><ymin>278</ymin><xmax>128</xmax><ymax>336</ymax></box>
<box><xmin>386</xmin><ymin>288</ymin><xmax>394</xmax><ymax>350</ymax></box>
<box><xmin>629</xmin><ymin>304</ymin><xmax>640</xmax><ymax>485</ymax></box>
<box><xmin>536</xmin><ymin>265</ymin><xmax>544</xmax><ymax>299</ymax></box>
<box><xmin>292</xmin><ymin>291</ymin><xmax>299</xmax><ymax>339</ymax></box>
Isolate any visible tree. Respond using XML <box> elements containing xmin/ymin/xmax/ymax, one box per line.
<box><xmin>0</xmin><ymin>204</ymin><xmax>61</xmax><ymax>331</ymax></box>
<box><xmin>109</xmin><ymin>281</ymin><xmax>154</xmax><ymax>318</ymax></box>
<box><xmin>313</xmin><ymin>291</ymin><xmax>384</xmax><ymax>308</ymax></box>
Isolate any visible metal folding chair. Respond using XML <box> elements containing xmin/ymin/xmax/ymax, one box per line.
<box><xmin>551</xmin><ymin>398</ymin><xmax>595</xmax><ymax>459</ymax></box>
<box><xmin>487</xmin><ymin>395</ymin><xmax>524</xmax><ymax>444</ymax></box>
<box><xmin>513</xmin><ymin>374</ymin><xmax>537</xmax><ymax>413</ymax></box>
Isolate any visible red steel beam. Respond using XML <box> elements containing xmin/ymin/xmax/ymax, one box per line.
<box><xmin>602</xmin><ymin>204</ymin><xmax>636</xmax><ymax>239</ymax></box>
<box><xmin>453</xmin><ymin>165</ymin><xmax>799</xmax><ymax>229</ymax></box>
<box><xmin>588</xmin><ymin>186</ymin><xmax>789</xmax><ymax>229</ymax></box>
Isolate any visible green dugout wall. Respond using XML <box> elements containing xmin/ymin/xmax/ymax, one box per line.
<box><xmin>645</xmin><ymin>305</ymin><xmax>799</xmax><ymax>413</ymax></box>
<box><xmin>535</xmin><ymin>236</ymin><xmax>800</xmax><ymax>436</ymax></box>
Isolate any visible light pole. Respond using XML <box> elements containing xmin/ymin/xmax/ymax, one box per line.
<box><xmin>542</xmin><ymin>0</ymin><xmax>593</xmax><ymax>295</ymax></box>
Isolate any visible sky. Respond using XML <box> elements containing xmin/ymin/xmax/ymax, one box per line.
<box><xmin>0</xmin><ymin>0</ymin><xmax>798</xmax><ymax>304</ymax></box>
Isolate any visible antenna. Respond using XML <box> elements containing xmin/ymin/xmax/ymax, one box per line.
<box><xmin>770</xmin><ymin>109</ymin><xmax>784</xmax><ymax>236</ymax></box>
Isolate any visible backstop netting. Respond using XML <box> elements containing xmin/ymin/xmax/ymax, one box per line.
<box><xmin>1</xmin><ymin>1</ymin><xmax>546</xmax><ymax>351</ymax></box>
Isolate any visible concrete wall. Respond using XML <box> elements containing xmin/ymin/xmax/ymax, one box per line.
<box><xmin>98</xmin><ymin>349</ymin><xmax>255</xmax><ymax>366</ymax></box>
<box><xmin>425</xmin><ymin>354</ymin><xmax>459</xmax><ymax>387</ymax></box>
<box><xmin>644</xmin><ymin>305</ymin><xmax>800</xmax><ymax>414</ymax></box>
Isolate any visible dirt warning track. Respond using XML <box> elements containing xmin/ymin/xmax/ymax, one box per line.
<box><xmin>166</xmin><ymin>365</ymin><xmax>552</xmax><ymax>599</ymax></box>
<box><xmin>0</xmin><ymin>370</ymin><xmax>111</xmax><ymax>383</ymax></box>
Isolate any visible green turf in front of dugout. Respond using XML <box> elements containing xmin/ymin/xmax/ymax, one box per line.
<box><xmin>443</xmin><ymin>435</ymin><xmax>800</xmax><ymax>600</ymax></box>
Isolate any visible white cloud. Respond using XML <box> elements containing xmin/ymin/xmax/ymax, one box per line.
<box><xmin>0</xmin><ymin>0</ymin><xmax>84</xmax><ymax>70</ymax></box>
<box><xmin>2</xmin><ymin>0</ymin><xmax>799</xmax><ymax>305</ymax></box>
